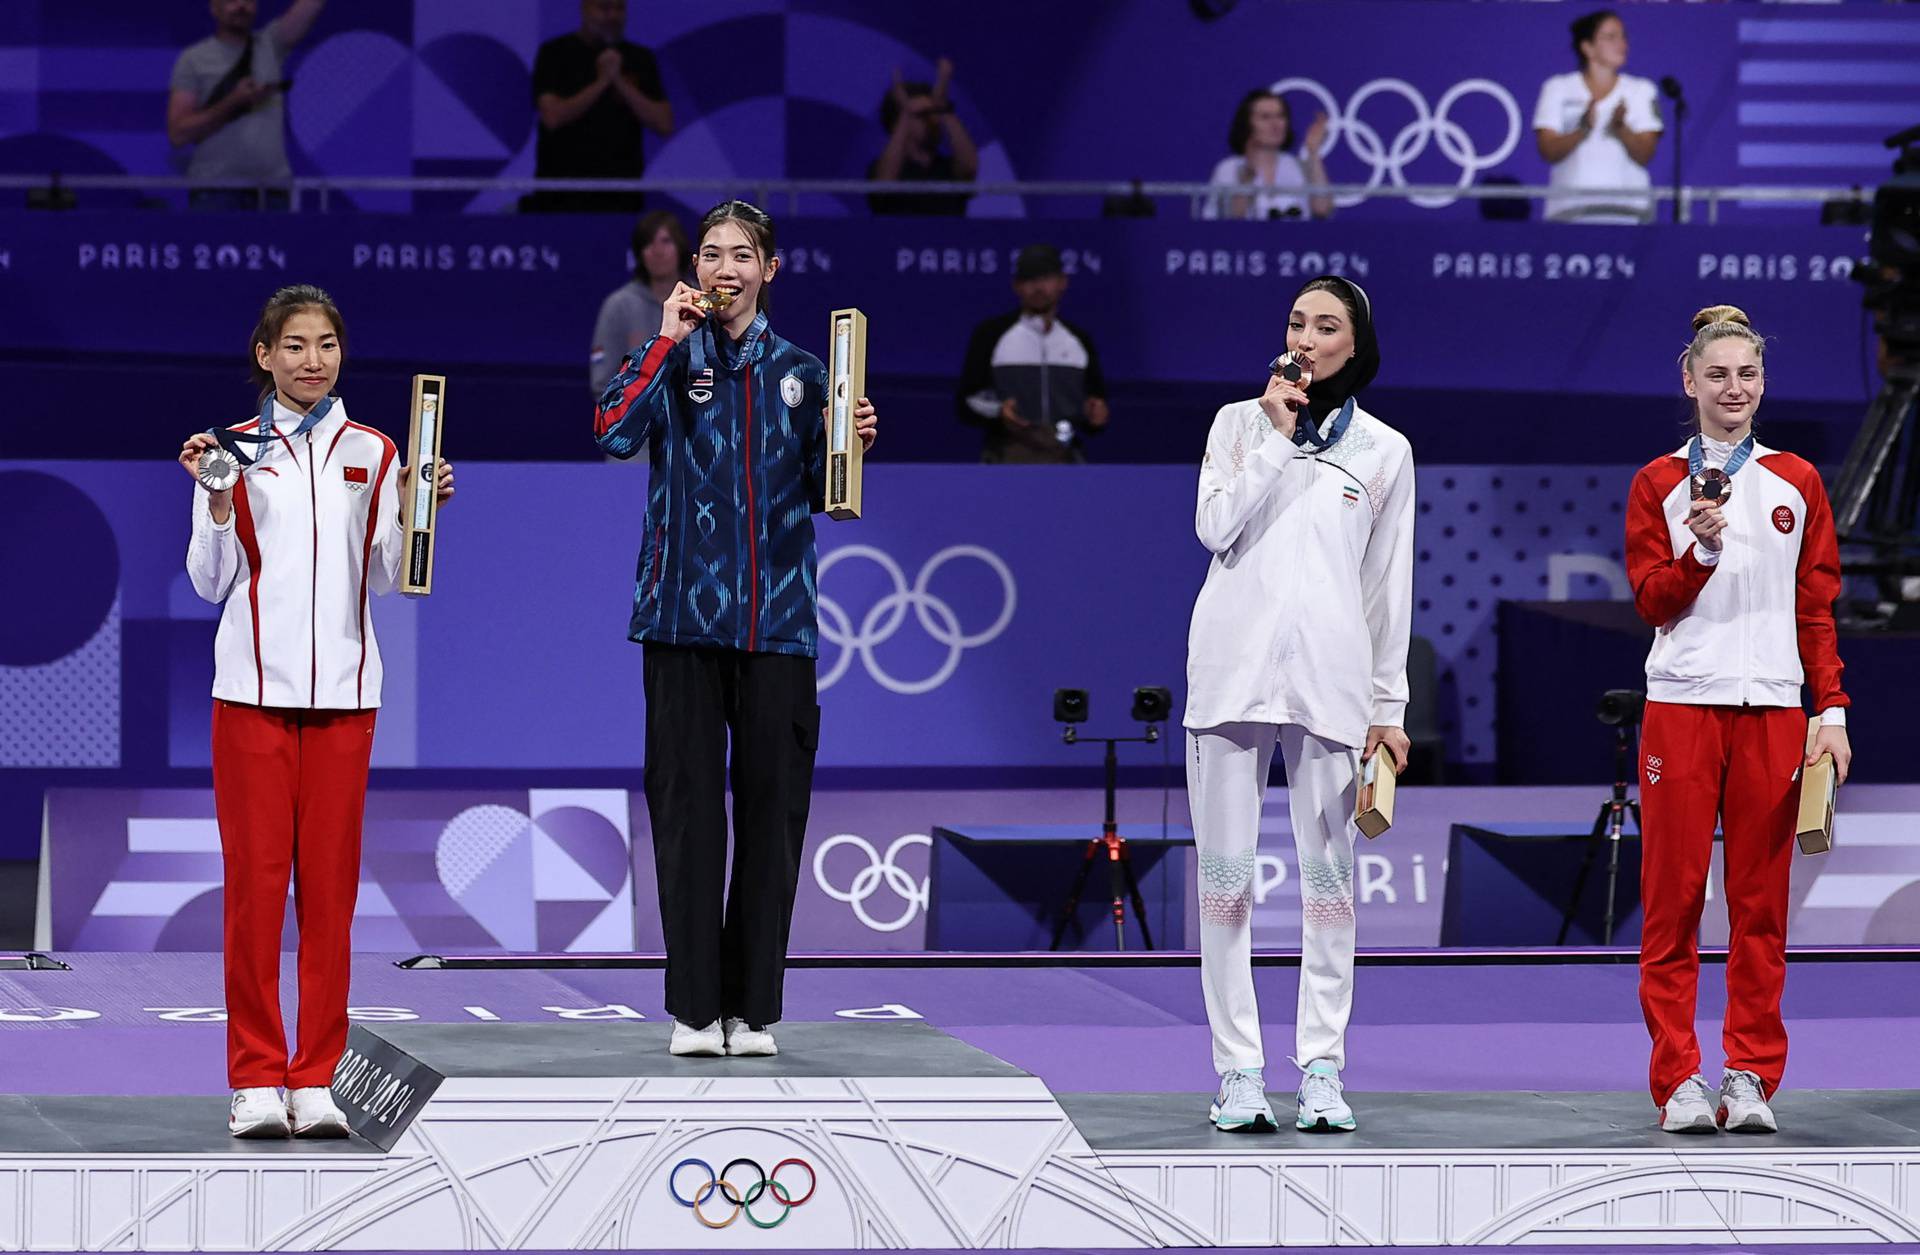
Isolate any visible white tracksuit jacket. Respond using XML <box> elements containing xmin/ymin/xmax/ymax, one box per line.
<box><xmin>1184</xmin><ymin>398</ymin><xmax>1416</xmax><ymax>746</ymax></box>
<box><xmin>186</xmin><ymin>397</ymin><xmax>404</xmax><ymax>710</ymax></box>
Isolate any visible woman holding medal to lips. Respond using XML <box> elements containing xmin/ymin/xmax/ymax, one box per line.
<box><xmin>178</xmin><ymin>284</ymin><xmax>454</xmax><ymax>1139</ymax></box>
<box><xmin>1627</xmin><ymin>305</ymin><xmax>1851</xmax><ymax>1136</ymax></box>
<box><xmin>594</xmin><ymin>200</ymin><xmax>877</xmax><ymax>1059</ymax></box>
<box><xmin>1183</xmin><ymin>275</ymin><xmax>1414</xmax><ymax>1135</ymax></box>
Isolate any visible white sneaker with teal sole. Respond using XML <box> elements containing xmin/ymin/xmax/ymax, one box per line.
<box><xmin>1661</xmin><ymin>1074</ymin><xmax>1719</xmax><ymax>1134</ymax></box>
<box><xmin>1718</xmin><ymin>1069</ymin><xmax>1778</xmax><ymax>1134</ymax></box>
<box><xmin>1208</xmin><ymin>1068</ymin><xmax>1276</xmax><ymax>1133</ymax></box>
<box><xmin>1295</xmin><ymin>1059</ymin><xmax>1356</xmax><ymax>1132</ymax></box>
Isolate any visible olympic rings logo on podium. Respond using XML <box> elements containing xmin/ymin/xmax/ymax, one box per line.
<box><xmin>1266</xmin><ymin>75</ymin><xmax>1522</xmax><ymax>208</ymax></box>
<box><xmin>668</xmin><ymin>1156</ymin><xmax>817</xmax><ymax>1229</ymax></box>
<box><xmin>817</xmin><ymin>544</ymin><xmax>1017</xmax><ymax>695</ymax></box>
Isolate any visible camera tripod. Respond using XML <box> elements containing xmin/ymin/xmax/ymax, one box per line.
<box><xmin>1832</xmin><ymin>356</ymin><xmax>1920</xmax><ymax>611</ymax></box>
<box><xmin>1558</xmin><ymin>719</ymin><xmax>1643</xmax><ymax>946</ymax></box>
<box><xmin>1049</xmin><ymin>729</ymin><xmax>1158</xmax><ymax>951</ymax></box>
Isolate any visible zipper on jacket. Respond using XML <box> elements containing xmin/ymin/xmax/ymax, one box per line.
<box><xmin>308</xmin><ymin>431</ymin><xmax>319</xmax><ymax>708</ymax></box>
<box><xmin>645</xmin><ymin>525</ymin><xmax>665</xmax><ymax>603</ymax></box>
<box><xmin>743</xmin><ymin>367</ymin><xmax>760</xmax><ymax>651</ymax></box>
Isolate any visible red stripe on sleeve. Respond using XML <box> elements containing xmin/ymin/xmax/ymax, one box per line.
<box><xmin>1625</xmin><ymin>457</ymin><xmax>1715</xmax><ymax>627</ymax></box>
<box><xmin>596</xmin><ymin>337</ymin><xmax>675</xmax><ymax>438</ymax></box>
<box><xmin>1764</xmin><ymin>452</ymin><xmax>1848</xmax><ymax>712</ymax></box>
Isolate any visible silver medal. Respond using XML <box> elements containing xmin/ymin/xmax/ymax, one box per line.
<box><xmin>197</xmin><ymin>447</ymin><xmax>240</xmax><ymax>493</ymax></box>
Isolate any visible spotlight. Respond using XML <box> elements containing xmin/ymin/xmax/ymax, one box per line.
<box><xmin>1053</xmin><ymin>688</ymin><xmax>1089</xmax><ymax>725</ymax></box>
<box><xmin>1595</xmin><ymin>689</ymin><xmax>1646</xmax><ymax>728</ymax></box>
<box><xmin>1130</xmin><ymin>686</ymin><xmax>1172</xmax><ymax>724</ymax></box>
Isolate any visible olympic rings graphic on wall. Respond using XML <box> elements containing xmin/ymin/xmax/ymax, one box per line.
<box><xmin>668</xmin><ymin>1156</ymin><xmax>817</xmax><ymax>1229</ymax></box>
<box><xmin>813</xmin><ymin>832</ymin><xmax>932</xmax><ymax>933</ymax></box>
<box><xmin>816</xmin><ymin>544</ymin><xmax>1017</xmax><ymax>695</ymax></box>
<box><xmin>1268</xmin><ymin>76</ymin><xmax>1522</xmax><ymax>208</ymax></box>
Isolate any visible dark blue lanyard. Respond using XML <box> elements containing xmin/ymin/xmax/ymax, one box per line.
<box><xmin>1292</xmin><ymin>396</ymin><xmax>1356</xmax><ymax>452</ymax></box>
<box><xmin>214</xmin><ymin>394</ymin><xmax>334</xmax><ymax>466</ymax></box>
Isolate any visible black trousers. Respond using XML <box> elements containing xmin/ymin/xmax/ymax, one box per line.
<box><xmin>643</xmin><ymin>644</ymin><xmax>819</xmax><ymax>1027</ymax></box>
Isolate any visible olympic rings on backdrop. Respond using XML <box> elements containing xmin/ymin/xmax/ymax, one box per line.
<box><xmin>1267</xmin><ymin>75</ymin><xmax>1523</xmax><ymax>208</ymax></box>
<box><xmin>668</xmin><ymin>1156</ymin><xmax>817</xmax><ymax>1229</ymax></box>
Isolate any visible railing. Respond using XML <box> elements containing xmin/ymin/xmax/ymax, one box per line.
<box><xmin>0</xmin><ymin>174</ymin><xmax>1875</xmax><ymax>226</ymax></box>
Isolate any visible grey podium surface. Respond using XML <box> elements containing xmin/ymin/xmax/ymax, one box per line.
<box><xmin>1058</xmin><ymin>1089</ymin><xmax>1920</xmax><ymax>1152</ymax></box>
<box><xmin>0</xmin><ymin>1095</ymin><xmax>382</xmax><ymax>1155</ymax></box>
<box><xmin>357</xmin><ymin>1018</ymin><xmax>1030</xmax><ymax>1079</ymax></box>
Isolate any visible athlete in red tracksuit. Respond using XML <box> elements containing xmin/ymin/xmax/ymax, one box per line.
<box><xmin>1625</xmin><ymin>305</ymin><xmax>1852</xmax><ymax>1135</ymax></box>
<box><xmin>179</xmin><ymin>285</ymin><xmax>453</xmax><ymax>1139</ymax></box>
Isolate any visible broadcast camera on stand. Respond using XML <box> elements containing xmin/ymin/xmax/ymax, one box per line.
<box><xmin>1833</xmin><ymin>125</ymin><xmax>1920</xmax><ymax>626</ymax></box>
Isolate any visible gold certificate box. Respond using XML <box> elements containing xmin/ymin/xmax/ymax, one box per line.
<box><xmin>401</xmin><ymin>374</ymin><xmax>446</xmax><ymax>598</ymax></box>
<box><xmin>825</xmin><ymin>307</ymin><xmax>867</xmax><ymax>521</ymax></box>
<box><xmin>1796</xmin><ymin>718</ymin><xmax>1836</xmax><ymax>855</ymax></box>
<box><xmin>1355</xmin><ymin>745</ymin><xmax>1398</xmax><ymax>839</ymax></box>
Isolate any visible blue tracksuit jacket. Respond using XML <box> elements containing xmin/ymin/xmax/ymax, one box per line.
<box><xmin>594</xmin><ymin>312</ymin><xmax>827</xmax><ymax>657</ymax></box>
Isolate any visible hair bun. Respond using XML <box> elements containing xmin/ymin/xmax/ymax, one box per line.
<box><xmin>1692</xmin><ymin>304</ymin><xmax>1751</xmax><ymax>333</ymax></box>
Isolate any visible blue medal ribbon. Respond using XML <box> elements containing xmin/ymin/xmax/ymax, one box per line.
<box><xmin>1687</xmin><ymin>431</ymin><xmax>1753</xmax><ymax>501</ymax></box>
<box><xmin>1688</xmin><ymin>431</ymin><xmax>1752</xmax><ymax>480</ymax></box>
<box><xmin>212</xmin><ymin>393</ymin><xmax>335</xmax><ymax>467</ymax></box>
<box><xmin>1292</xmin><ymin>396</ymin><xmax>1356</xmax><ymax>452</ymax></box>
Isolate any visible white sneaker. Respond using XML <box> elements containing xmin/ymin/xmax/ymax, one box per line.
<box><xmin>669</xmin><ymin>1019</ymin><xmax>725</xmax><ymax>1056</ymax></box>
<box><xmin>1294</xmin><ymin>1059</ymin><xmax>1357</xmax><ymax>1133</ymax></box>
<box><xmin>228</xmin><ymin>1087</ymin><xmax>290</xmax><ymax>1139</ymax></box>
<box><xmin>1661</xmin><ymin>1074</ymin><xmax>1718</xmax><ymax>1134</ymax></box>
<box><xmin>1208</xmin><ymin>1068</ymin><xmax>1276</xmax><ymax>1133</ymax></box>
<box><xmin>1719</xmin><ymin>1069</ymin><xmax>1778</xmax><ymax>1134</ymax></box>
<box><xmin>723</xmin><ymin>1018</ymin><xmax>778</xmax><ymax>1057</ymax></box>
<box><xmin>287</xmin><ymin>1087</ymin><xmax>350</xmax><ymax>1138</ymax></box>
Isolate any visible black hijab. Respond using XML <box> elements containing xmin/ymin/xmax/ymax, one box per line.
<box><xmin>1294</xmin><ymin>276</ymin><xmax>1379</xmax><ymax>426</ymax></box>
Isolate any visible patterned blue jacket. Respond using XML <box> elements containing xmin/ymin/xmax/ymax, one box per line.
<box><xmin>595</xmin><ymin>312</ymin><xmax>827</xmax><ymax>657</ymax></box>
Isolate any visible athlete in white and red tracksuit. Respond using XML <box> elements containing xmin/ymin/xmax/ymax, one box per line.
<box><xmin>1625</xmin><ymin>305</ymin><xmax>1851</xmax><ymax>1136</ymax></box>
<box><xmin>179</xmin><ymin>285</ymin><xmax>453</xmax><ymax>1138</ymax></box>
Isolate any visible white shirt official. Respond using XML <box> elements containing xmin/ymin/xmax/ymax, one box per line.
<box><xmin>1533</xmin><ymin>70</ymin><xmax>1663</xmax><ymax>224</ymax></box>
<box><xmin>1184</xmin><ymin>399</ymin><xmax>1416</xmax><ymax>749</ymax></box>
<box><xmin>187</xmin><ymin>397</ymin><xmax>404</xmax><ymax>710</ymax></box>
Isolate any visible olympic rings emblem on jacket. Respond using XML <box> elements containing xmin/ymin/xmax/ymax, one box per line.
<box><xmin>668</xmin><ymin>1156</ymin><xmax>817</xmax><ymax>1229</ymax></box>
<box><xmin>1266</xmin><ymin>76</ymin><xmax>1522</xmax><ymax>208</ymax></box>
<box><xmin>817</xmin><ymin>544</ymin><xmax>1017</xmax><ymax>695</ymax></box>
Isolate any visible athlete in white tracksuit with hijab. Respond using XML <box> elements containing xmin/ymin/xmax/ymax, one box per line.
<box><xmin>1184</xmin><ymin>275</ymin><xmax>1415</xmax><ymax>1133</ymax></box>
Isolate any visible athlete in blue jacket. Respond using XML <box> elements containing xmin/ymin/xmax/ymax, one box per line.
<box><xmin>595</xmin><ymin>200</ymin><xmax>877</xmax><ymax>1057</ymax></box>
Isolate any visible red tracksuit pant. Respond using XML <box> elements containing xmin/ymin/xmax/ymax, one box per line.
<box><xmin>211</xmin><ymin>700</ymin><xmax>375</xmax><ymax>1089</ymax></box>
<box><xmin>1638</xmin><ymin>700</ymin><xmax>1803</xmax><ymax>1106</ymax></box>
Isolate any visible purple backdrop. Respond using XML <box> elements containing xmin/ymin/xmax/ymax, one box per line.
<box><xmin>2</xmin><ymin>461</ymin><xmax>1647</xmax><ymax>777</ymax></box>
<box><xmin>0</xmin><ymin>213</ymin><xmax>1878</xmax><ymax>404</ymax></box>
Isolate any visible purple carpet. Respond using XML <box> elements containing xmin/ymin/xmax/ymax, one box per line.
<box><xmin>3</xmin><ymin>954</ymin><xmax>1916</xmax><ymax>1100</ymax></box>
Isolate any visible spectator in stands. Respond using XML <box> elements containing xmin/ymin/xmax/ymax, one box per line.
<box><xmin>525</xmin><ymin>0</ymin><xmax>674</xmax><ymax>214</ymax></box>
<box><xmin>867</xmin><ymin>60</ymin><xmax>978</xmax><ymax>216</ymax></box>
<box><xmin>1533</xmin><ymin>9</ymin><xmax>1663</xmax><ymax>223</ymax></box>
<box><xmin>1203</xmin><ymin>89</ymin><xmax>1333</xmax><ymax>221</ymax></box>
<box><xmin>955</xmin><ymin>245</ymin><xmax>1109</xmax><ymax>464</ymax></box>
<box><xmin>168</xmin><ymin>0</ymin><xmax>326</xmax><ymax>210</ymax></box>
<box><xmin>590</xmin><ymin>210</ymin><xmax>691</xmax><ymax>398</ymax></box>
